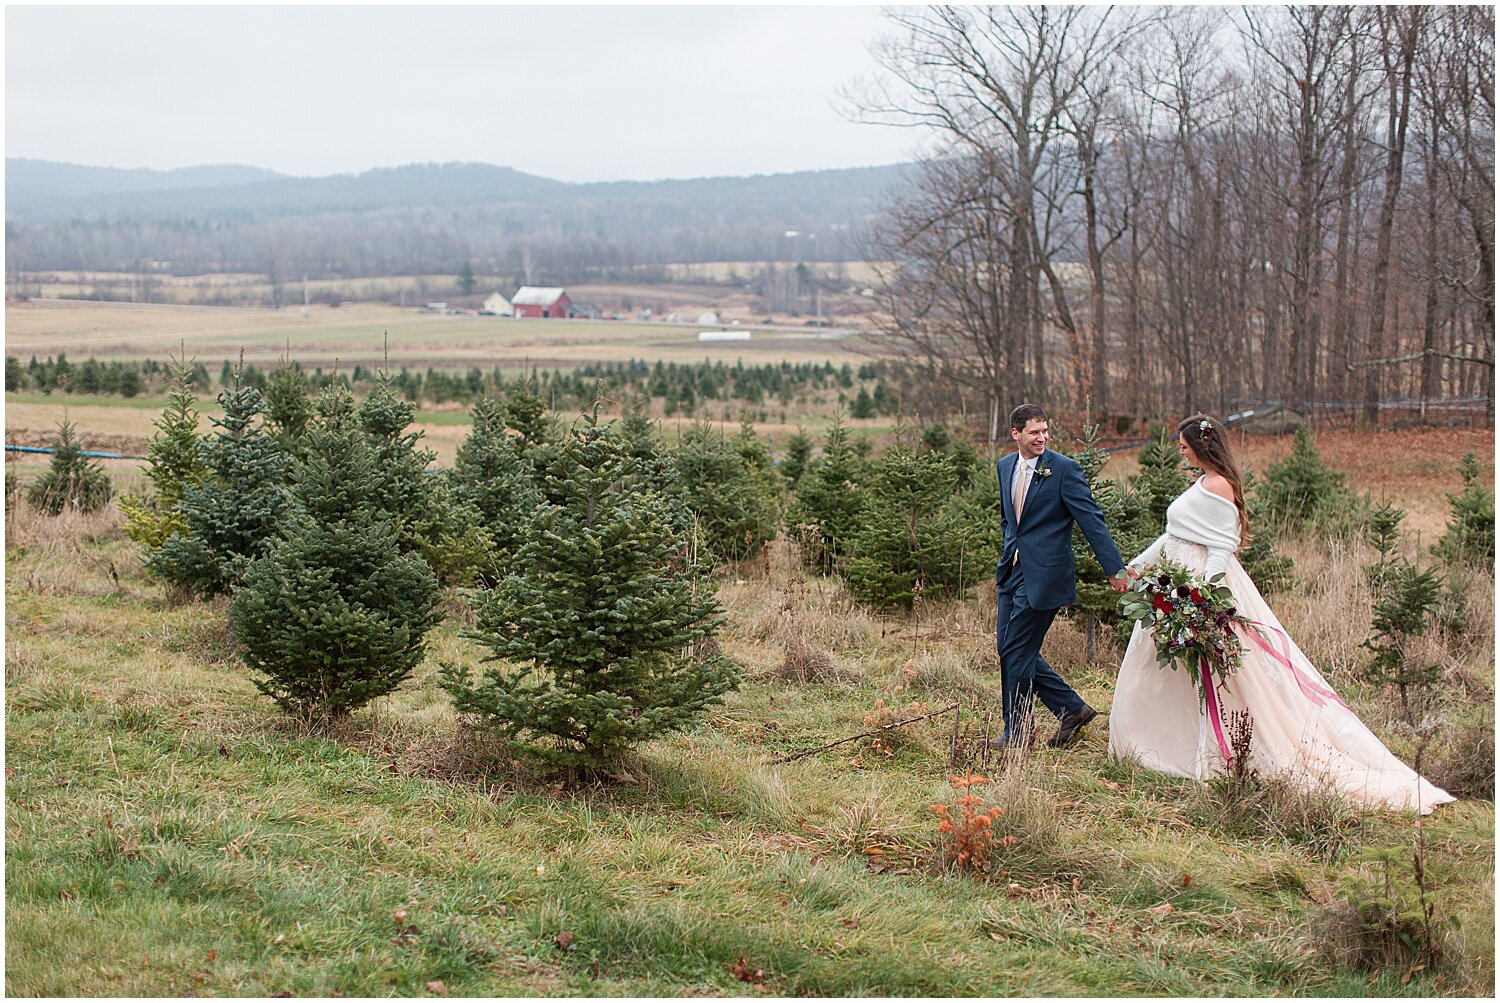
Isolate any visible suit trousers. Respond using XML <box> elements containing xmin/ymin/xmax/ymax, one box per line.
<box><xmin>997</xmin><ymin>564</ymin><xmax>1086</xmax><ymax>741</ymax></box>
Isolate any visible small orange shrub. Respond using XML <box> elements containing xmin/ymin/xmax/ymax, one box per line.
<box><xmin>931</xmin><ymin>771</ymin><xmax>1014</xmax><ymax>873</ymax></box>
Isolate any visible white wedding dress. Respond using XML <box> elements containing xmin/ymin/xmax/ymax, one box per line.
<box><xmin>1108</xmin><ymin>477</ymin><xmax>1455</xmax><ymax>814</ymax></box>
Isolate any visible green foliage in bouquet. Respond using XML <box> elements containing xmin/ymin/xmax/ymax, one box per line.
<box><xmin>1432</xmin><ymin>452</ymin><xmax>1494</xmax><ymax>570</ymax></box>
<box><xmin>1119</xmin><ymin>559</ymin><xmax>1254</xmax><ymax>701</ymax></box>
<box><xmin>443</xmin><ymin>406</ymin><xmax>737</xmax><ymax>768</ymax></box>
<box><xmin>26</xmin><ymin>419</ymin><xmax>113</xmax><ymax>515</ymax></box>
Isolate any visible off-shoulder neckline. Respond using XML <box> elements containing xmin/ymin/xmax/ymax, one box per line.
<box><xmin>1192</xmin><ymin>475</ymin><xmax>1238</xmax><ymax>510</ymax></box>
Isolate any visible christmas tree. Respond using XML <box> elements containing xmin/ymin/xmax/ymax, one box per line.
<box><xmin>26</xmin><ymin>419</ymin><xmax>112</xmax><ymax>515</ymax></box>
<box><xmin>788</xmin><ymin>415</ymin><xmax>867</xmax><ymax>573</ymax></box>
<box><xmin>230</xmin><ymin>382</ymin><xmax>442</xmax><ymax>721</ymax></box>
<box><xmin>442</xmin><ymin>405</ymin><xmax>737</xmax><ymax>768</ymax></box>
<box><xmin>150</xmin><ymin>366</ymin><xmax>289</xmax><ymax>597</ymax></box>
<box><xmin>451</xmin><ymin>395</ymin><xmax>542</xmax><ymax>564</ymax></box>
<box><xmin>844</xmin><ymin>447</ymin><xmax>980</xmax><ymax>608</ymax></box>
<box><xmin>672</xmin><ymin>419</ymin><xmax>779</xmax><ymax>562</ymax></box>
<box><xmin>1432</xmin><ymin>452</ymin><xmax>1495</xmax><ymax>569</ymax></box>
<box><xmin>122</xmin><ymin>354</ymin><xmax>210</xmax><ymax>549</ymax></box>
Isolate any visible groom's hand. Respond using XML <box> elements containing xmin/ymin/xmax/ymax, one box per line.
<box><xmin>1108</xmin><ymin>567</ymin><xmax>1134</xmax><ymax>592</ymax></box>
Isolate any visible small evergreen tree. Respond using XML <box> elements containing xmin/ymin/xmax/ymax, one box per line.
<box><xmin>506</xmin><ymin>377</ymin><xmax>560</xmax><ymax>481</ymax></box>
<box><xmin>1129</xmin><ymin>426</ymin><xmax>1190</xmax><ymax>529</ymax></box>
<box><xmin>26</xmin><ymin>419</ymin><xmax>112</xmax><ymax>515</ymax></box>
<box><xmin>788</xmin><ymin>415</ymin><xmax>867</xmax><ymax>572</ymax></box>
<box><xmin>1363</xmin><ymin>497</ymin><xmax>1405</xmax><ymax>588</ymax></box>
<box><xmin>356</xmin><ymin>373</ymin><xmax>437</xmax><ymax>547</ymax></box>
<box><xmin>451</xmin><ymin>396</ymin><xmax>543</xmax><ymax>564</ymax></box>
<box><xmin>843</xmin><ymin>447</ymin><xmax>981</xmax><ymax>608</ymax></box>
<box><xmin>150</xmin><ymin>368</ymin><xmax>289</xmax><ymax>597</ymax></box>
<box><xmin>1237</xmin><ymin>470</ymin><xmax>1296</xmax><ymax>594</ymax></box>
<box><xmin>230</xmin><ymin>381</ymin><xmax>442</xmax><ymax>721</ymax></box>
<box><xmin>458</xmin><ymin>260</ymin><xmax>477</xmax><ymax>296</ymax></box>
<box><xmin>780</xmin><ymin>428</ymin><xmax>813</xmax><ymax>485</ymax></box>
<box><xmin>264</xmin><ymin>356</ymin><xmax>314</xmax><ymax>460</ymax></box>
<box><xmin>441</xmin><ymin>405</ymin><xmax>737</xmax><ymax>768</ymax></box>
<box><xmin>1361</xmin><ymin>559</ymin><xmax>1444</xmax><ymax>725</ymax></box>
<box><xmin>121</xmin><ymin>355</ymin><xmax>209</xmax><ymax>549</ymax></box>
<box><xmin>1432</xmin><ymin>452</ymin><xmax>1495</xmax><ymax>570</ymax></box>
<box><xmin>673</xmin><ymin>419</ymin><xmax>779</xmax><ymax>562</ymax></box>
<box><xmin>850</xmin><ymin>386</ymin><xmax>877</xmax><ymax>419</ymax></box>
<box><xmin>1257</xmin><ymin>426</ymin><xmax>1360</xmax><ymax>536</ymax></box>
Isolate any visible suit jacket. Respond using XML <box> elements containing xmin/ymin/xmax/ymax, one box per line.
<box><xmin>995</xmin><ymin>448</ymin><xmax>1125</xmax><ymax>610</ymax></box>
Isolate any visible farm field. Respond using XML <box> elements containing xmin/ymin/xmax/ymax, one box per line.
<box><xmin>4</xmin><ymin>447</ymin><xmax>1494</xmax><ymax>996</ymax></box>
<box><xmin>5</xmin><ymin>299</ymin><xmax>873</xmax><ymax>373</ymax></box>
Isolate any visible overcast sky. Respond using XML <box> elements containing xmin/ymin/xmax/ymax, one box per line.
<box><xmin>6</xmin><ymin>5</ymin><xmax>927</xmax><ymax>183</ymax></box>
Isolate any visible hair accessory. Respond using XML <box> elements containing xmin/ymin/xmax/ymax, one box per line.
<box><xmin>1198</xmin><ymin>418</ymin><xmax>1214</xmax><ymax>440</ymax></box>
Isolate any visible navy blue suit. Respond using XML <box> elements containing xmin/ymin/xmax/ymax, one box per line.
<box><xmin>994</xmin><ymin>448</ymin><xmax>1125</xmax><ymax>743</ymax></box>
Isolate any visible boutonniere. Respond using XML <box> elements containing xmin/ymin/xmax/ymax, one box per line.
<box><xmin>1035</xmin><ymin>459</ymin><xmax>1053</xmax><ymax>478</ymax></box>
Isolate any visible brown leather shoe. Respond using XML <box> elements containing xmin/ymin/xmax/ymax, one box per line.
<box><xmin>1047</xmin><ymin>705</ymin><xmax>1098</xmax><ymax>748</ymax></box>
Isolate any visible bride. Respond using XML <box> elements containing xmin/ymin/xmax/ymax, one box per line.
<box><xmin>1108</xmin><ymin>414</ymin><xmax>1454</xmax><ymax>814</ymax></box>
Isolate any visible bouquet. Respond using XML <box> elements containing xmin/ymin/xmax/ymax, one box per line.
<box><xmin>1118</xmin><ymin>559</ymin><xmax>1259</xmax><ymax>707</ymax></box>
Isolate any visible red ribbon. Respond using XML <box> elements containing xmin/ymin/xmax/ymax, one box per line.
<box><xmin>1240</xmin><ymin>619</ymin><xmax>1349</xmax><ymax>710</ymax></box>
<box><xmin>1199</xmin><ymin>656</ymin><xmax>1233</xmax><ymax>767</ymax></box>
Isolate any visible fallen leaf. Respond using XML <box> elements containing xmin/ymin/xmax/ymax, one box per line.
<box><xmin>862</xmin><ymin>847</ymin><xmax>885</xmax><ymax>856</ymax></box>
<box><xmin>1181</xmin><ymin>874</ymin><xmax>1193</xmax><ymax>888</ymax></box>
<box><xmin>730</xmin><ymin>957</ymin><xmax>764</xmax><ymax>983</ymax></box>
<box><xmin>205</xmin><ymin>949</ymin><xmax>217</xmax><ymax>963</ymax></box>
<box><xmin>4</xmin><ymin>768</ymin><xmax>13</xmax><ymax>780</ymax></box>
<box><xmin>554</xmin><ymin>931</ymin><xmax>575</xmax><ymax>951</ymax></box>
<box><xmin>425</xmin><ymin>979</ymin><xmax>447</xmax><ymax>995</ymax></box>
<box><xmin>1146</xmin><ymin>902</ymin><xmax>1174</xmax><ymax>917</ymax></box>
<box><xmin>1401</xmin><ymin>961</ymin><xmax>1426</xmax><ymax>985</ymax></box>
<box><xmin>841</xmin><ymin>919</ymin><xmax>861</xmax><ymax>930</ymax></box>
<box><xmin>1098</xmin><ymin>779</ymin><xmax>1123</xmax><ymax>791</ymax></box>
<box><xmin>393</xmin><ymin>910</ymin><xmax>409</xmax><ymax>925</ymax></box>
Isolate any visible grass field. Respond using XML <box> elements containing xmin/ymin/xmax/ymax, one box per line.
<box><xmin>5</xmin><ymin>300</ymin><xmax>872</xmax><ymax>372</ymax></box>
<box><xmin>5</xmin><ymin>464</ymin><xmax>1494</xmax><ymax>995</ymax></box>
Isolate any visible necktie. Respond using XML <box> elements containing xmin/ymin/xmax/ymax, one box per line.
<box><xmin>1014</xmin><ymin>460</ymin><xmax>1030</xmax><ymax>522</ymax></box>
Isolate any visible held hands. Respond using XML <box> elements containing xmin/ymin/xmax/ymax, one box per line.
<box><xmin>1108</xmin><ymin>566</ymin><xmax>1140</xmax><ymax>593</ymax></box>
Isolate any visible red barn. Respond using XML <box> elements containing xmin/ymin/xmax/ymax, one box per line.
<box><xmin>511</xmin><ymin>286</ymin><xmax>571</xmax><ymax>318</ymax></box>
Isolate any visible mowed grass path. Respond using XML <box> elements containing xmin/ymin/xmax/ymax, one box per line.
<box><xmin>4</xmin><ymin>493</ymin><xmax>1494</xmax><ymax>996</ymax></box>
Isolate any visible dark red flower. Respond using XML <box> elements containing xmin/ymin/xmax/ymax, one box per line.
<box><xmin>1189</xmin><ymin>588</ymin><xmax>1203</xmax><ymax>604</ymax></box>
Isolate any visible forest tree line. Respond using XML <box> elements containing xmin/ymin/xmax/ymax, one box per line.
<box><xmin>855</xmin><ymin>6</ymin><xmax>1493</xmax><ymax>426</ymax></box>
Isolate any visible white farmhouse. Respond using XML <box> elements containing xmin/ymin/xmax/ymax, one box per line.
<box><xmin>480</xmin><ymin>292</ymin><xmax>513</xmax><ymax>316</ymax></box>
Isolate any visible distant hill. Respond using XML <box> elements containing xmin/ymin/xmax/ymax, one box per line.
<box><xmin>5</xmin><ymin>158</ymin><xmax>916</xmax><ymax>278</ymax></box>
<box><xmin>6</xmin><ymin>159</ymin><xmax>287</xmax><ymax>204</ymax></box>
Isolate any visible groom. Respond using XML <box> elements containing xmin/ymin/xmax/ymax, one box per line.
<box><xmin>994</xmin><ymin>404</ymin><xmax>1132</xmax><ymax>749</ymax></box>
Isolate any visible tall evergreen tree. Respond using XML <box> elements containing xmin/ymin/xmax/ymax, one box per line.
<box><xmin>442</xmin><ymin>405</ymin><xmax>737</xmax><ymax>768</ymax></box>
<box><xmin>151</xmin><ymin>367</ymin><xmax>289</xmax><ymax>597</ymax></box>
<box><xmin>356</xmin><ymin>373</ymin><xmax>437</xmax><ymax>545</ymax></box>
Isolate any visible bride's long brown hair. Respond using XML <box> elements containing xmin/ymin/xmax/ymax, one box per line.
<box><xmin>1177</xmin><ymin>414</ymin><xmax>1250</xmax><ymax>547</ymax></box>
